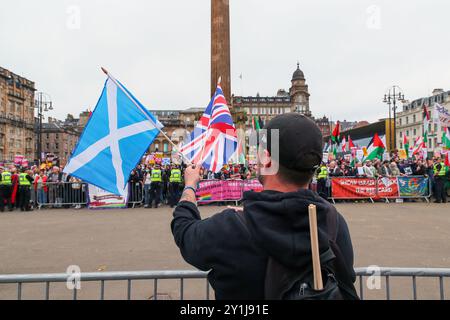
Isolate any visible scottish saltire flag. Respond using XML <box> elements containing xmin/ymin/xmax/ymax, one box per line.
<box><xmin>180</xmin><ymin>85</ymin><xmax>237</xmax><ymax>172</ymax></box>
<box><xmin>64</xmin><ymin>75</ymin><xmax>163</xmax><ymax>195</ymax></box>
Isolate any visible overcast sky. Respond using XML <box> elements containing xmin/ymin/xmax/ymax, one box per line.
<box><xmin>1</xmin><ymin>0</ymin><xmax>449</xmax><ymax>123</ymax></box>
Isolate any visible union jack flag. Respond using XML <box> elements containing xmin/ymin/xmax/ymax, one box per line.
<box><xmin>180</xmin><ymin>84</ymin><xmax>237</xmax><ymax>172</ymax></box>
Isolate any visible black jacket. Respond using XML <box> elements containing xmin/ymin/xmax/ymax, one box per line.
<box><xmin>171</xmin><ymin>189</ymin><xmax>356</xmax><ymax>300</ymax></box>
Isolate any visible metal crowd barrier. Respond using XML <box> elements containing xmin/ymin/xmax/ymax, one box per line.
<box><xmin>35</xmin><ymin>182</ymin><xmax>88</xmax><ymax>208</ymax></box>
<box><xmin>128</xmin><ymin>182</ymin><xmax>144</xmax><ymax>208</ymax></box>
<box><xmin>0</xmin><ymin>268</ymin><xmax>448</xmax><ymax>300</ymax></box>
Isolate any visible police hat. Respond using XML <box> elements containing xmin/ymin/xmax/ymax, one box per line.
<box><xmin>264</xmin><ymin>113</ymin><xmax>323</xmax><ymax>172</ymax></box>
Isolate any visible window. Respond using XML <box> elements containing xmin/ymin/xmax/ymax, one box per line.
<box><xmin>413</xmin><ymin>129</ymin><xmax>417</xmax><ymax>135</ymax></box>
<box><xmin>163</xmin><ymin>142</ymin><xmax>169</xmax><ymax>153</ymax></box>
<box><xmin>55</xmin><ymin>143</ymin><xmax>59</xmax><ymax>150</ymax></box>
<box><xmin>46</xmin><ymin>143</ymin><xmax>50</xmax><ymax>150</ymax></box>
<box><xmin>413</xmin><ymin>115</ymin><xmax>416</xmax><ymax>123</ymax></box>
<box><xmin>406</xmin><ymin>130</ymin><xmax>409</xmax><ymax>136</ymax></box>
<box><xmin>399</xmin><ymin>118</ymin><xmax>402</xmax><ymax>126</ymax></box>
<box><xmin>434</xmin><ymin>124</ymin><xmax>438</xmax><ymax>132</ymax></box>
<box><xmin>406</xmin><ymin>117</ymin><xmax>409</xmax><ymax>125</ymax></box>
<box><xmin>400</xmin><ymin>131</ymin><xmax>403</xmax><ymax>138</ymax></box>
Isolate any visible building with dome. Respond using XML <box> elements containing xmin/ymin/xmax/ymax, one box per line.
<box><xmin>231</xmin><ymin>63</ymin><xmax>329</xmax><ymax>136</ymax></box>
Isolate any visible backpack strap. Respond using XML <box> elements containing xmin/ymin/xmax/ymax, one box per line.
<box><xmin>325</xmin><ymin>208</ymin><xmax>360</xmax><ymax>299</ymax></box>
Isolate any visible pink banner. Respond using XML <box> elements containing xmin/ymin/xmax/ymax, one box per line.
<box><xmin>196</xmin><ymin>179</ymin><xmax>264</xmax><ymax>202</ymax></box>
<box><xmin>243</xmin><ymin>179</ymin><xmax>264</xmax><ymax>193</ymax></box>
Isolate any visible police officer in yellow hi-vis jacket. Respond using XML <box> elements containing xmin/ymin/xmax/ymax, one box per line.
<box><xmin>433</xmin><ymin>158</ymin><xmax>449</xmax><ymax>203</ymax></box>
<box><xmin>0</xmin><ymin>166</ymin><xmax>13</xmax><ymax>212</ymax></box>
<box><xmin>18</xmin><ymin>168</ymin><xmax>34</xmax><ymax>211</ymax></box>
<box><xmin>169</xmin><ymin>165</ymin><xmax>183</xmax><ymax>208</ymax></box>
<box><xmin>316</xmin><ymin>162</ymin><xmax>329</xmax><ymax>200</ymax></box>
<box><xmin>149</xmin><ymin>165</ymin><xmax>163</xmax><ymax>208</ymax></box>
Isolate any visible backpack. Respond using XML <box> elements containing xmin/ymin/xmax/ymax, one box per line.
<box><xmin>236</xmin><ymin>208</ymin><xmax>360</xmax><ymax>300</ymax></box>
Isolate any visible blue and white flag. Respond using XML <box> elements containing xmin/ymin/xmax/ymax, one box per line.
<box><xmin>64</xmin><ymin>75</ymin><xmax>163</xmax><ymax>195</ymax></box>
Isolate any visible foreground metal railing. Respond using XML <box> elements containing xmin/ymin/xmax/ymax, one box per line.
<box><xmin>0</xmin><ymin>268</ymin><xmax>448</xmax><ymax>300</ymax></box>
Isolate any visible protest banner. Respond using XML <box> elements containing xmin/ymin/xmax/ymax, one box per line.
<box><xmin>398</xmin><ymin>176</ymin><xmax>429</xmax><ymax>198</ymax></box>
<box><xmin>88</xmin><ymin>184</ymin><xmax>128</xmax><ymax>209</ymax></box>
<box><xmin>243</xmin><ymin>179</ymin><xmax>264</xmax><ymax>193</ymax></box>
<box><xmin>14</xmin><ymin>155</ymin><xmax>24</xmax><ymax>165</ymax></box>
<box><xmin>331</xmin><ymin>178</ymin><xmax>377</xmax><ymax>199</ymax></box>
<box><xmin>196</xmin><ymin>179</ymin><xmax>264</xmax><ymax>203</ymax></box>
<box><xmin>377</xmin><ymin>177</ymin><xmax>400</xmax><ymax>198</ymax></box>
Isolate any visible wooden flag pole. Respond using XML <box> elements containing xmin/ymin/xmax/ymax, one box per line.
<box><xmin>308</xmin><ymin>204</ymin><xmax>324</xmax><ymax>290</ymax></box>
<box><xmin>101</xmin><ymin>67</ymin><xmax>192</xmax><ymax>165</ymax></box>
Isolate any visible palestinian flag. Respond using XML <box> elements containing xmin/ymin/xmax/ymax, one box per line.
<box><xmin>258</xmin><ymin>116</ymin><xmax>264</xmax><ymax>129</ymax></box>
<box><xmin>252</xmin><ymin>116</ymin><xmax>261</xmax><ymax>131</ymax></box>
<box><xmin>445</xmin><ymin>152</ymin><xmax>450</xmax><ymax>167</ymax></box>
<box><xmin>341</xmin><ymin>136</ymin><xmax>347</xmax><ymax>152</ymax></box>
<box><xmin>348</xmin><ymin>135</ymin><xmax>355</xmax><ymax>149</ymax></box>
<box><xmin>364</xmin><ymin>133</ymin><xmax>385</xmax><ymax>161</ymax></box>
<box><xmin>442</xmin><ymin>127</ymin><xmax>450</xmax><ymax>149</ymax></box>
<box><xmin>331</xmin><ymin>122</ymin><xmax>341</xmax><ymax>144</ymax></box>
<box><xmin>423</xmin><ymin>105</ymin><xmax>430</xmax><ymax>145</ymax></box>
<box><xmin>403</xmin><ymin>135</ymin><xmax>410</xmax><ymax>158</ymax></box>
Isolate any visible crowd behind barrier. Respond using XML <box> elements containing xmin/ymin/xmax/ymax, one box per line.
<box><xmin>1</xmin><ymin>151</ymin><xmax>449</xmax><ymax>211</ymax></box>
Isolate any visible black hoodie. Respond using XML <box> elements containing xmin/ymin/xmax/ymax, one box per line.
<box><xmin>171</xmin><ymin>189</ymin><xmax>355</xmax><ymax>300</ymax></box>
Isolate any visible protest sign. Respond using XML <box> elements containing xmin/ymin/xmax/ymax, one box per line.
<box><xmin>88</xmin><ymin>185</ymin><xmax>128</xmax><ymax>209</ymax></box>
<box><xmin>331</xmin><ymin>178</ymin><xmax>377</xmax><ymax>199</ymax></box>
<box><xmin>398</xmin><ymin>176</ymin><xmax>429</xmax><ymax>197</ymax></box>
<box><xmin>377</xmin><ymin>177</ymin><xmax>400</xmax><ymax>198</ymax></box>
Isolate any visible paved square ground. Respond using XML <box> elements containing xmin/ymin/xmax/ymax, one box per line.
<box><xmin>0</xmin><ymin>203</ymin><xmax>449</xmax><ymax>300</ymax></box>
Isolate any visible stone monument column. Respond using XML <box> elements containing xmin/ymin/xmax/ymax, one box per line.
<box><xmin>211</xmin><ymin>0</ymin><xmax>231</xmax><ymax>104</ymax></box>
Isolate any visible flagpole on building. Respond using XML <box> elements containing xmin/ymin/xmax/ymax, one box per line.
<box><xmin>100</xmin><ymin>67</ymin><xmax>192</xmax><ymax>165</ymax></box>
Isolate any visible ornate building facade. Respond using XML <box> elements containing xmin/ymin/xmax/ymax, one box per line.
<box><xmin>0</xmin><ymin>67</ymin><xmax>36</xmax><ymax>162</ymax></box>
<box><xmin>231</xmin><ymin>63</ymin><xmax>328</xmax><ymax>135</ymax></box>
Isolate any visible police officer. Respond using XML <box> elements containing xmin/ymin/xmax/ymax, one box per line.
<box><xmin>18</xmin><ymin>169</ymin><xmax>34</xmax><ymax>211</ymax></box>
<box><xmin>433</xmin><ymin>158</ymin><xmax>449</xmax><ymax>203</ymax></box>
<box><xmin>149</xmin><ymin>165</ymin><xmax>162</xmax><ymax>208</ymax></box>
<box><xmin>172</xmin><ymin>113</ymin><xmax>357</xmax><ymax>300</ymax></box>
<box><xmin>169</xmin><ymin>165</ymin><xmax>183</xmax><ymax>208</ymax></box>
<box><xmin>316</xmin><ymin>162</ymin><xmax>329</xmax><ymax>200</ymax></box>
<box><xmin>0</xmin><ymin>166</ymin><xmax>13</xmax><ymax>212</ymax></box>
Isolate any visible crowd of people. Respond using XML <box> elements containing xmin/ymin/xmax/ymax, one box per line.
<box><xmin>127</xmin><ymin>163</ymin><xmax>259</xmax><ymax>208</ymax></box>
<box><xmin>0</xmin><ymin>165</ymin><xmax>84</xmax><ymax>212</ymax></box>
<box><xmin>315</xmin><ymin>155</ymin><xmax>449</xmax><ymax>203</ymax></box>
<box><xmin>1</xmin><ymin>153</ymin><xmax>448</xmax><ymax>211</ymax></box>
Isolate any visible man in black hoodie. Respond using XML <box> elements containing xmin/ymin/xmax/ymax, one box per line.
<box><xmin>171</xmin><ymin>113</ymin><xmax>356</xmax><ymax>300</ymax></box>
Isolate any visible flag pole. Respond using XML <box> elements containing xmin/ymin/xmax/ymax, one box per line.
<box><xmin>101</xmin><ymin>67</ymin><xmax>192</xmax><ymax>165</ymax></box>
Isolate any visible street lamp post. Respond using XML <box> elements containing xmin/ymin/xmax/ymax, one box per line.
<box><xmin>383</xmin><ymin>86</ymin><xmax>405</xmax><ymax>151</ymax></box>
<box><xmin>34</xmin><ymin>92</ymin><xmax>53</xmax><ymax>164</ymax></box>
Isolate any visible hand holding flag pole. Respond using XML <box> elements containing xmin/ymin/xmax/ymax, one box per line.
<box><xmin>101</xmin><ymin>67</ymin><xmax>192</xmax><ymax>166</ymax></box>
